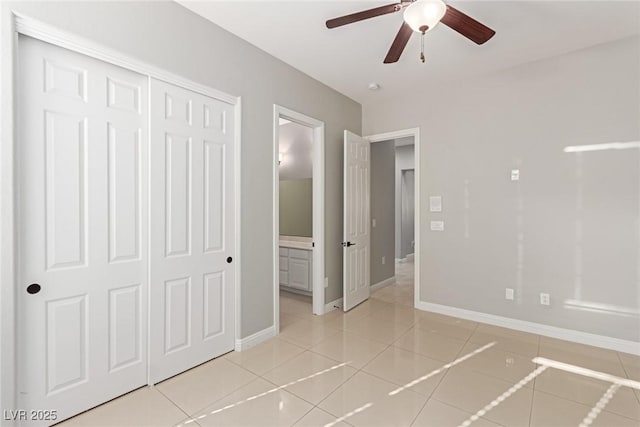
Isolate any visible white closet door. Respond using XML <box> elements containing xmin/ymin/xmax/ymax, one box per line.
<box><xmin>149</xmin><ymin>79</ymin><xmax>235</xmax><ymax>383</ymax></box>
<box><xmin>17</xmin><ymin>36</ymin><xmax>148</xmax><ymax>424</ymax></box>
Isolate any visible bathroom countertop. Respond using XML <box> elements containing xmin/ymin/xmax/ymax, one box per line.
<box><xmin>279</xmin><ymin>235</ymin><xmax>313</xmax><ymax>250</ymax></box>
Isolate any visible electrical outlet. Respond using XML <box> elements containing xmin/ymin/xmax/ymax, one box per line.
<box><xmin>381</xmin><ymin>256</ymin><xmax>386</xmax><ymax>265</ymax></box>
<box><xmin>505</xmin><ymin>288</ymin><xmax>514</xmax><ymax>301</ymax></box>
<box><xmin>540</xmin><ymin>293</ymin><xmax>550</xmax><ymax>306</ymax></box>
<box><xmin>430</xmin><ymin>221</ymin><xmax>445</xmax><ymax>231</ymax></box>
<box><xmin>324</xmin><ymin>277</ymin><xmax>328</xmax><ymax>288</ymax></box>
<box><xmin>372</xmin><ymin>218</ymin><xmax>376</xmax><ymax>228</ymax></box>
<box><xmin>511</xmin><ymin>169</ymin><xmax>520</xmax><ymax>181</ymax></box>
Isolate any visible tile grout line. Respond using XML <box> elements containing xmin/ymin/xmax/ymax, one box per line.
<box><xmin>457</xmin><ymin>365</ymin><xmax>548</xmax><ymax>427</ymax></box>
<box><xmin>527</xmin><ymin>335</ymin><xmax>541</xmax><ymax>427</ymax></box>
<box><xmin>171</xmin><ymin>355</ymin><xmax>296</xmax><ymax>423</ymax></box>
<box><xmin>614</xmin><ymin>350</ymin><xmax>640</xmax><ymax>406</ymax></box>
<box><xmin>154</xmin><ymin>385</ymin><xmax>204</xmax><ymax>427</ymax></box>
<box><xmin>256</xmin><ymin>371</ymin><xmax>320</xmax><ymax>425</ymax></box>
<box><xmin>407</xmin><ymin>313</ymin><xmax>482</xmax><ymax>426</ymax></box>
<box><xmin>255</xmin><ymin>347</ymin><xmax>363</xmax><ymax>425</ymax></box>
<box><xmin>532</xmin><ymin>388</ymin><xmax>640</xmax><ymax>423</ymax></box>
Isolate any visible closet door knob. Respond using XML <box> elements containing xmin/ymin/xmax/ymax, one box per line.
<box><xmin>26</xmin><ymin>283</ymin><xmax>41</xmax><ymax>294</ymax></box>
<box><xmin>226</xmin><ymin>257</ymin><xmax>233</xmax><ymax>263</ymax></box>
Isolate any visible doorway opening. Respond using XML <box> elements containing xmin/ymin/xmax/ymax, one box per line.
<box><xmin>272</xmin><ymin>106</ymin><xmax>325</xmax><ymax>334</ymax></box>
<box><xmin>367</xmin><ymin>129</ymin><xmax>420</xmax><ymax>307</ymax></box>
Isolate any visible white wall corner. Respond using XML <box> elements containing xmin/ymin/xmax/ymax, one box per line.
<box><xmin>234</xmin><ymin>325</ymin><xmax>276</xmax><ymax>352</ymax></box>
<box><xmin>371</xmin><ymin>276</ymin><xmax>395</xmax><ymax>292</ymax></box>
<box><xmin>416</xmin><ymin>301</ymin><xmax>640</xmax><ymax>356</ymax></box>
<box><xmin>325</xmin><ymin>298</ymin><xmax>343</xmax><ymax>313</ymax></box>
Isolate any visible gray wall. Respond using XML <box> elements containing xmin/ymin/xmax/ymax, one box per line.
<box><xmin>401</xmin><ymin>170</ymin><xmax>415</xmax><ymax>259</ymax></box>
<box><xmin>395</xmin><ymin>145</ymin><xmax>415</xmax><ymax>259</ymax></box>
<box><xmin>2</xmin><ymin>1</ymin><xmax>362</xmax><ymax>337</ymax></box>
<box><xmin>364</xmin><ymin>36</ymin><xmax>640</xmax><ymax>342</ymax></box>
<box><xmin>279</xmin><ymin>122</ymin><xmax>312</xmax><ymax>181</ymax></box>
<box><xmin>279</xmin><ymin>179</ymin><xmax>312</xmax><ymax>237</ymax></box>
<box><xmin>370</xmin><ymin>141</ymin><xmax>396</xmax><ymax>286</ymax></box>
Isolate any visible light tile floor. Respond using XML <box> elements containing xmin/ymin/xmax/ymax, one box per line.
<box><xmin>60</xmin><ymin>261</ymin><xmax>640</xmax><ymax>426</ymax></box>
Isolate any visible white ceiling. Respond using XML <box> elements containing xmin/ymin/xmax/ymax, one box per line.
<box><xmin>179</xmin><ymin>1</ymin><xmax>640</xmax><ymax>105</ymax></box>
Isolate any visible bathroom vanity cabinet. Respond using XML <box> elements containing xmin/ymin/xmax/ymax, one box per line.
<box><xmin>279</xmin><ymin>237</ymin><xmax>313</xmax><ymax>295</ymax></box>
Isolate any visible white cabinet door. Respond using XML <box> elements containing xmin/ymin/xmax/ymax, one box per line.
<box><xmin>149</xmin><ymin>79</ymin><xmax>235</xmax><ymax>383</ymax></box>
<box><xmin>342</xmin><ymin>130</ymin><xmax>371</xmax><ymax>311</ymax></box>
<box><xmin>288</xmin><ymin>258</ymin><xmax>310</xmax><ymax>291</ymax></box>
<box><xmin>279</xmin><ymin>255</ymin><xmax>289</xmax><ymax>272</ymax></box>
<box><xmin>17</xmin><ymin>36</ymin><xmax>148</xmax><ymax>424</ymax></box>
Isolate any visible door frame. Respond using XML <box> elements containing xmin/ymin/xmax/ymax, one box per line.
<box><xmin>365</xmin><ymin>128</ymin><xmax>421</xmax><ymax>307</ymax></box>
<box><xmin>0</xmin><ymin>13</ymin><xmax>243</xmax><ymax>416</ymax></box>
<box><xmin>272</xmin><ymin>105</ymin><xmax>325</xmax><ymax>332</ymax></box>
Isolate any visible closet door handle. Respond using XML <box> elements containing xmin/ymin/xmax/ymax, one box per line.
<box><xmin>341</xmin><ymin>241</ymin><xmax>356</xmax><ymax>247</ymax></box>
<box><xmin>226</xmin><ymin>257</ymin><xmax>233</xmax><ymax>263</ymax></box>
<box><xmin>26</xmin><ymin>283</ymin><xmax>41</xmax><ymax>294</ymax></box>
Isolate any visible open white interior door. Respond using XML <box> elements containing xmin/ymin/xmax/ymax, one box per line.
<box><xmin>342</xmin><ymin>131</ymin><xmax>371</xmax><ymax>311</ymax></box>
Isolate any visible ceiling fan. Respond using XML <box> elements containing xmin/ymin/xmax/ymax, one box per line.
<box><xmin>326</xmin><ymin>0</ymin><xmax>496</xmax><ymax>63</ymax></box>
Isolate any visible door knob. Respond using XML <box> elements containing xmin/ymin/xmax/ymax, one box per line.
<box><xmin>341</xmin><ymin>241</ymin><xmax>356</xmax><ymax>247</ymax></box>
<box><xmin>226</xmin><ymin>257</ymin><xmax>233</xmax><ymax>263</ymax></box>
<box><xmin>26</xmin><ymin>283</ymin><xmax>41</xmax><ymax>294</ymax></box>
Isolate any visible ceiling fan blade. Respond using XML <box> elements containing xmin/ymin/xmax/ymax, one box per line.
<box><xmin>440</xmin><ymin>5</ymin><xmax>496</xmax><ymax>45</ymax></box>
<box><xmin>384</xmin><ymin>22</ymin><xmax>413</xmax><ymax>64</ymax></box>
<box><xmin>326</xmin><ymin>3</ymin><xmax>404</xmax><ymax>29</ymax></box>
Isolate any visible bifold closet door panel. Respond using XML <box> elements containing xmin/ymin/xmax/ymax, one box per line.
<box><xmin>149</xmin><ymin>78</ymin><xmax>235</xmax><ymax>384</ymax></box>
<box><xmin>17</xmin><ymin>35</ymin><xmax>148</xmax><ymax>425</ymax></box>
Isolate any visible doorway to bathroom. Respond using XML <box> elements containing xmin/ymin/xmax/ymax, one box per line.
<box><xmin>272</xmin><ymin>106</ymin><xmax>325</xmax><ymax>334</ymax></box>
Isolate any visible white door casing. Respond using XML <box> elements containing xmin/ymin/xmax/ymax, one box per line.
<box><xmin>17</xmin><ymin>36</ymin><xmax>148</xmax><ymax>423</ymax></box>
<box><xmin>149</xmin><ymin>79</ymin><xmax>236</xmax><ymax>383</ymax></box>
<box><xmin>343</xmin><ymin>130</ymin><xmax>371</xmax><ymax>311</ymax></box>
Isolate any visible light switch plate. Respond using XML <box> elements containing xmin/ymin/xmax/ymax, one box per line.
<box><xmin>511</xmin><ymin>169</ymin><xmax>520</xmax><ymax>181</ymax></box>
<box><xmin>505</xmin><ymin>288</ymin><xmax>514</xmax><ymax>300</ymax></box>
<box><xmin>372</xmin><ymin>218</ymin><xmax>376</xmax><ymax>228</ymax></box>
<box><xmin>430</xmin><ymin>220</ymin><xmax>445</xmax><ymax>231</ymax></box>
<box><xmin>429</xmin><ymin>196</ymin><xmax>442</xmax><ymax>212</ymax></box>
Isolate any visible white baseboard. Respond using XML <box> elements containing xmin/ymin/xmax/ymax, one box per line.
<box><xmin>234</xmin><ymin>325</ymin><xmax>276</xmax><ymax>352</ymax></box>
<box><xmin>416</xmin><ymin>301</ymin><xmax>640</xmax><ymax>356</ymax></box>
<box><xmin>325</xmin><ymin>298</ymin><xmax>343</xmax><ymax>313</ymax></box>
<box><xmin>371</xmin><ymin>276</ymin><xmax>395</xmax><ymax>292</ymax></box>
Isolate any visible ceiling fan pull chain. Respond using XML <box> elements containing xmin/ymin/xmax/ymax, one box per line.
<box><xmin>420</xmin><ymin>32</ymin><xmax>426</xmax><ymax>63</ymax></box>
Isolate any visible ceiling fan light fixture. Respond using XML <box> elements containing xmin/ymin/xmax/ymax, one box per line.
<box><xmin>403</xmin><ymin>0</ymin><xmax>447</xmax><ymax>33</ymax></box>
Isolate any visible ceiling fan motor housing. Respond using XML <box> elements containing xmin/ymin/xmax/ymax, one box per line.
<box><xmin>403</xmin><ymin>0</ymin><xmax>447</xmax><ymax>33</ymax></box>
